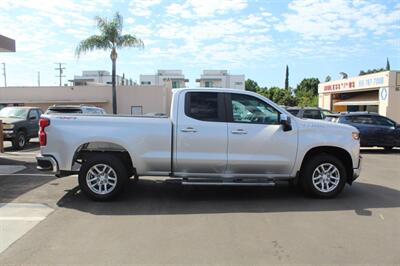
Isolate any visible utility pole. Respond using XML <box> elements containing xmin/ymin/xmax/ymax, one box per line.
<box><xmin>54</xmin><ymin>63</ymin><xmax>66</xmax><ymax>86</ymax></box>
<box><xmin>1</xmin><ymin>63</ymin><xmax>6</xmax><ymax>87</ymax></box>
<box><xmin>38</xmin><ymin>71</ymin><xmax>40</xmax><ymax>86</ymax></box>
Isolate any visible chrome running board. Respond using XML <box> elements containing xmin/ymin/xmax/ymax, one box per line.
<box><xmin>181</xmin><ymin>181</ymin><xmax>275</xmax><ymax>186</ymax></box>
<box><xmin>166</xmin><ymin>178</ymin><xmax>276</xmax><ymax>186</ymax></box>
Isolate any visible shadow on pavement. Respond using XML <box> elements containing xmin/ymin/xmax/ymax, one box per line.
<box><xmin>3</xmin><ymin>141</ymin><xmax>39</xmax><ymax>153</ymax></box>
<box><xmin>57</xmin><ymin>179</ymin><xmax>400</xmax><ymax>216</ymax></box>
<box><xmin>0</xmin><ymin>156</ymin><xmax>55</xmax><ymax>203</ymax></box>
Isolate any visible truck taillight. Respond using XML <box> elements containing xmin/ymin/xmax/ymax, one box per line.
<box><xmin>39</xmin><ymin>118</ymin><xmax>50</xmax><ymax>146</ymax></box>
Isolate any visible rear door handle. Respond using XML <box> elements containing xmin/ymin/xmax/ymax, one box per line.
<box><xmin>181</xmin><ymin>127</ymin><xmax>197</xmax><ymax>133</ymax></box>
<box><xmin>231</xmin><ymin>129</ymin><xmax>247</xmax><ymax>135</ymax></box>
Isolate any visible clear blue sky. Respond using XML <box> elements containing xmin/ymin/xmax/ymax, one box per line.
<box><xmin>1</xmin><ymin>0</ymin><xmax>399</xmax><ymax>88</ymax></box>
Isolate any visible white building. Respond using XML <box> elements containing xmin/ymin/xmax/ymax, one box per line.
<box><xmin>196</xmin><ymin>70</ymin><xmax>245</xmax><ymax>89</ymax></box>
<box><xmin>69</xmin><ymin>70</ymin><xmax>127</xmax><ymax>86</ymax></box>
<box><xmin>140</xmin><ymin>70</ymin><xmax>188</xmax><ymax>88</ymax></box>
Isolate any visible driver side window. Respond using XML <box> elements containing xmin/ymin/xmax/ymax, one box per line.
<box><xmin>230</xmin><ymin>94</ymin><xmax>279</xmax><ymax>124</ymax></box>
<box><xmin>28</xmin><ymin>110</ymin><xmax>39</xmax><ymax>120</ymax></box>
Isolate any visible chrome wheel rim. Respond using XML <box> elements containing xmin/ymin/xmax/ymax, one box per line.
<box><xmin>312</xmin><ymin>163</ymin><xmax>340</xmax><ymax>193</ymax></box>
<box><xmin>86</xmin><ymin>164</ymin><xmax>117</xmax><ymax>195</ymax></box>
<box><xmin>18</xmin><ymin>135</ymin><xmax>25</xmax><ymax>147</ymax></box>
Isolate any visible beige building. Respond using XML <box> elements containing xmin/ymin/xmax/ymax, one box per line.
<box><xmin>196</xmin><ymin>70</ymin><xmax>245</xmax><ymax>89</ymax></box>
<box><xmin>0</xmin><ymin>84</ymin><xmax>173</xmax><ymax>115</ymax></box>
<box><xmin>140</xmin><ymin>70</ymin><xmax>188</xmax><ymax>88</ymax></box>
<box><xmin>0</xmin><ymin>35</ymin><xmax>15</xmax><ymax>52</ymax></box>
<box><xmin>318</xmin><ymin>71</ymin><xmax>400</xmax><ymax>122</ymax></box>
<box><xmin>69</xmin><ymin>70</ymin><xmax>127</xmax><ymax>86</ymax></box>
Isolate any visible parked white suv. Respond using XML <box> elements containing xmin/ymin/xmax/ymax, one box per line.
<box><xmin>36</xmin><ymin>88</ymin><xmax>361</xmax><ymax>200</ymax></box>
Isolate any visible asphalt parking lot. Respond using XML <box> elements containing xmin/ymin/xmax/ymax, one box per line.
<box><xmin>0</xmin><ymin>139</ymin><xmax>399</xmax><ymax>265</ymax></box>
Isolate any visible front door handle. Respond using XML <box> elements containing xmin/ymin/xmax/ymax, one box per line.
<box><xmin>181</xmin><ymin>127</ymin><xmax>197</xmax><ymax>133</ymax></box>
<box><xmin>231</xmin><ymin>129</ymin><xmax>247</xmax><ymax>135</ymax></box>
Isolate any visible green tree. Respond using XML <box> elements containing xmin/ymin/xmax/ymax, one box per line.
<box><xmin>294</xmin><ymin>78</ymin><xmax>320</xmax><ymax>107</ymax></box>
<box><xmin>339</xmin><ymin>72</ymin><xmax>348</xmax><ymax>79</ymax></box>
<box><xmin>257</xmin><ymin>86</ymin><xmax>297</xmax><ymax>106</ymax></box>
<box><xmin>245</xmin><ymin>79</ymin><xmax>260</xmax><ymax>92</ymax></box>
<box><xmin>76</xmin><ymin>12</ymin><xmax>144</xmax><ymax>114</ymax></box>
<box><xmin>325</xmin><ymin>75</ymin><xmax>331</xmax><ymax>82</ymax></box>
<box><xmin>359</xmin><ymin>67</ymin><xmax>386</xmax><ymax>76</ymax></box>
<box><xmin>295</xmin><ymin>78</ymin><xmax>320</xmax><ymax>96</ymax></box>
<box><xmin>284</xmin><ymin>65</ymin><xmax>289</xmax><ymax>90</ymax></box>
<box><xmin>386</xmin><ymin>57</ymin><xmax>390</xmax><ymax>70</ymax></box>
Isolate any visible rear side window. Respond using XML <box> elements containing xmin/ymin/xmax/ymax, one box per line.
<box><xmin>28</xmin><ymin>110</ymin><xmax>39</xmax><ymax>120</ymax></box>
<box><xmin>48</xmin><ymin>108</ymin><xmax>82</xmax><ymax>114</ymax></box>
<box><xmin>346</xmin><ymin>115</ymin><xmax>374</xmax><ymax>124</ymax></box>
<box><xmin>373</xmin><ymin>116</ymin><xmax>396</xmax><ymax>127</ymax></box>
<box><xmin>303</xmin><ymin>110</ymin><xmax>323</xmax><ymax>119</ymax></box>
<box><xmin>185</xmin><ymin>92</ymin><xmax>222</xmax><ymax>122</ymax></box>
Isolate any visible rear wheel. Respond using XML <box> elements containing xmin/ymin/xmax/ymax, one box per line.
<box><xmin>301</xmin><ymin>154</ymin><xmax>347</xmax><ymax>198</ymax></box>
<box><xmin>78</xmin><ymin>154</ymin><xmax>128</xmax><ymax>201</ymax></box>
<box><xmin>12</xmin><ymin>131</ymin><xmax>27</xmax><ymax>150</ymax></box>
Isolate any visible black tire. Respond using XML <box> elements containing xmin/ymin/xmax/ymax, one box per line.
<box><xmin>78</xmin><ymin>153</ymin><xmax>128</xmax><ymax>201</ymax></box>
<box><xmin>300</xmin><ymin>153</ymin><xmax>347</xmax><ymax>198</ymax></box>
<box><xmin>12</xmin><ymin>131</ymin><xmax>27</xmax><ymax>150</ymax></box>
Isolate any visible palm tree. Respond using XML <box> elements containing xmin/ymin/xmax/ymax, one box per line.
<box><xmin>76</xmin><ymin>12</ymin><xmax>143</xmax><ymax>114</ymax></box>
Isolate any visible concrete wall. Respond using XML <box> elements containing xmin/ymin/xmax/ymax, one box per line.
<box><xmin>386</xmin><ymin>71</ymin><xmax>400</xmax><ymax>122</ymax></box>
<box><xmin>117</xmin><ymin>85</ymin><xmax>172</xmax><ymax>115</ymax></box>
<box><xmin>0</xmin><ymin>84</ymin><xmax>172</xmax><ymax>115</ymax></box>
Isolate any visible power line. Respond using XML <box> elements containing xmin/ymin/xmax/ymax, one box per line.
<box><xmin>1</xmin><ymin>63</ymin><xmax>6</xmax><ymax>87</ymax></box>
<box><xmin>54</xmin><ymin>63</ymin><xmax>66</xmax><ymax>86</ymax></box>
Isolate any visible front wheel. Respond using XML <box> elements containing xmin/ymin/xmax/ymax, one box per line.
<box><xmin>300</xmin><ymin>154</ymin><xmax>347</xmax><ymax>198</ymax></box>
<box><xmin>78</xmin><ymin>154</ymin><xmax>128</xmax><ymax>201</ymax></box>
<box><xmin>12</xmin><ymin>131</ymin><xmax>27</xmax><ymax>150</ymax></box>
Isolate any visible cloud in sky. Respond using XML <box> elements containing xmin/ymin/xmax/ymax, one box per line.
<box><xmin>276</xmin><ymin>0</ymin><xmax>400</xmax><ymax>40</ymax></box>
<box><xmin>0</xmin><ymin>0</ymin><xmax>399</xmax><ymax>87</ymax></box>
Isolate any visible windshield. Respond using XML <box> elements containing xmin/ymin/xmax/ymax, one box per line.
<box><xmin>0</xmin><ymin>107</ymin><xmax>29</xmax><ymax>119</ymax></box>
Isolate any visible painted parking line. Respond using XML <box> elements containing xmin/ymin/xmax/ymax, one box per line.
<box><xmin>0</xmin><ymin>203</ymin><xmax>53</xmax><ymax>254</ymax></box>
<box><xmin>0</xmin><ymin>217</ymin><xmax>45</xmax><ymax>221</ymax></box>
<box><xmin>0</xmin><ymin>173</ymin><xmax>55</xmax><ymax>177</ymax></box>
<box><xmin>1</xmin><ymin>152</ymin><xmax>39</xmax><ymax>156</ymax></box>
<box><xmin>0</xmin><ymin>165</ymin><xmax>26</xmax><ymax>175</ymax></box>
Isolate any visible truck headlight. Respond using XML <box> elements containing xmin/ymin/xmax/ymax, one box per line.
<box><xmin>352</xmin><ymin>132</ymin><xmax>360</xmax><ymax>140</ymax></box>
<box><xmin>2</xmin><ymin>124</ymin><xmax>14</xmax><ymax>130</ymax></box>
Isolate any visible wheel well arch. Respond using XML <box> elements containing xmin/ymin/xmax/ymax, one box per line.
<box><xmin>72</xmin><ymin>141</ymin><xmax>136</xmax><ymax>177</ymax></box>
<box><xmin>17</xmin><ymin>127</ymin><xmax>27</xmax><ymax>134</ymax></box>
<box><xmin>300</xmin><ymin>146</ymin><xmax>353</xmax><ymax>183</ymax></box>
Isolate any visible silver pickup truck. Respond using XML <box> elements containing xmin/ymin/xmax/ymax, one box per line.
<box><xmin>36</xmin><ymin>88</ymin><xmax>361</xmax><ymax>200</ymax></box>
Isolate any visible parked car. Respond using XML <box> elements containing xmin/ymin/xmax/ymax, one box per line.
<box><xmin>326</xmin><ymin>112</ymin><xmax>400</xmax><ymax>150</ymax></box>
<box><xmin>45</xmin><ymin>105</ymin><xmax>106</xmax><ymax>115</ymax></box>
<box><xmin>0</xmin><ymin>106</ymin><xmax>43</xmax><ymax>150</ymax></box>
<box><xmin>36</xmin><ymin>88</ymin><xmax>361</xmax><ymax>200</ymax></box>
<box><xmin>286</xmin><ymin>107</ymin><xmax>333</xmax><ymax>120</ymax></box>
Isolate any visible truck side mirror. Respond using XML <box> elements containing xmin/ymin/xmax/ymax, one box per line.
<box><xmin>280</xmin><ymin>114</ymin><xmax>292</xmax><ymax>132</ymax></box>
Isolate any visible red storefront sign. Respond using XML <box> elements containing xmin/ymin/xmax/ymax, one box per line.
<box><xmin>323</xmin><ymin>81</ymin><xmax>356</xmax><ymax>92</ymax></box>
